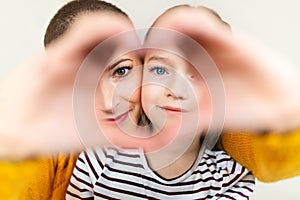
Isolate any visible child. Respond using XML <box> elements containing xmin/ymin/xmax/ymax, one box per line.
<box><xmin>149</xmin><ymin>4</ymin><xmax>300</xmax><ymax>183</ymax></box>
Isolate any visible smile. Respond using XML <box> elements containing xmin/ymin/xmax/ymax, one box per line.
<box><xmin>104</xmin><ymin>110</ymin><xmax>131</xmax><ymax>124</ymax></box>
<box><xmin>160</xmin><ymin>106</ymin><xmax>186</xmax><ymax>114</ymax></box>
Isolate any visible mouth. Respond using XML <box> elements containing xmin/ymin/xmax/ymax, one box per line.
<box><xmin>160</xmin><ymin>106</ymin><xmax>186</xmax><ymax>114</ymax></box>
<box><xmin>104</xmin><ymin>110</ymin><xmax>131</xmax><ymax>124</ymax></box>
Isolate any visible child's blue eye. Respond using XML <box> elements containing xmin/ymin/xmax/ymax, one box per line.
<box><xmin>149</xmin><ymin>66</ymin><xmax>168</xmax><ymax>76</ymax></box>
<box><xmin>112</xmin><ymin>66</ymin><xmax>131</xmax><ymax>78</ymax></box>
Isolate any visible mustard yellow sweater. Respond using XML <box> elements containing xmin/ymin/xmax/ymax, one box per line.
<box><xmin>1</xmin><ymin>130</ymin><xmax>300</xmax><ymax>199</ymax></box>
<box><xmin>0</xmin><ymin>153</ymin><xmax>78</xmax><ymax>200</ymax></box>
<box><xmin>220</xmin><ymin>130</ymin><xmax>300</xmax><ymax>182</ymax></box>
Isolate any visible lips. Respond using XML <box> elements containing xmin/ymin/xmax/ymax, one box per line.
<box><xmin>160</xmin><ymin>106</ymin><xmax>185</xmax><ymax>114</ymax></box>
<box><xmin>104</xmin><ymin>110</ymin><xmax>130</xmax><ymax>124</ymax></box>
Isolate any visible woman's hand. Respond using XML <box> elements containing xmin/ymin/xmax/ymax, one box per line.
<box><xmin>0</xmin><ymin>14</ymin><xmax>139</xmax><ymax>159</ymax></box>
<box><xmin>151</xmin><ymin>5</ymin><xmax>300</xmax><ymax>133</ymax></box>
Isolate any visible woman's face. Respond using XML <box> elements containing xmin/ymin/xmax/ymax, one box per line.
<box><xmin>95</xmin><ymin>52</ymin><xmax>143</xmax><ymax>134</ymax></box>
<box><xmin>66</xmin><ymin>12</ymin><xmax>144</xmax><ymax>139</ymax></box>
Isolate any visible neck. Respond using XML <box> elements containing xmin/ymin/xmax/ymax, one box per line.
<box><xmin>146</xmin><ymin>135</ymin><xmax>201</xmax><ymax>179</ymax></box>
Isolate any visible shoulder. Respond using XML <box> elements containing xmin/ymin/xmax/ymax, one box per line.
<box><xmin>202</xmin><ymin>149</ymin><xmax>248</xmax><ymax>175</ymax></box>
<box><xmin>78</xmin><ymin>147</ymin><xmax>141</xmax><ymax>160</ymax></box>
<box><xmin>200</xmin><ymin>149</ymin><xmax>255</xmax><ymax>193</ymax></box>
<box><xmin>77</xmin><ymin>147</ymin><xmax>142</xmax><ymax>170</ymax></box>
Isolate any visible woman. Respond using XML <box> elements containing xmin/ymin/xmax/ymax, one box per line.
<box><xmin>0</xmin><ymin>0</ymin><xmax>144</xmax><ymax>199</ymax></box>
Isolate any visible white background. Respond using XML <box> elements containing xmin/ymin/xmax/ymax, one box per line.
<box><xmin>0</xmin><ymin>1</ymin><xmax>300</xmax><ymax>199</ymax></box>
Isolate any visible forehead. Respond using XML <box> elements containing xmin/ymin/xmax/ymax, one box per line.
<box><xmin>108</xmin><ymin>51</ymin><xmax>142</xmax><ymax>65</ymax></box>
<box><xmin>145</xmin><ymin>49</ymin><xmax>187</xmax><ymax>64</ymax></box>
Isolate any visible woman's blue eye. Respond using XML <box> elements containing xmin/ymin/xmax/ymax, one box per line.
<box><xmin>113</xmin><ymin>66</ymin><xmax>131</xmax><ymax>78</ymax></box>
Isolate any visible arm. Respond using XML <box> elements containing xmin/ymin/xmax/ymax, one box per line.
<box><xmin>221</xmin><ymin>130</ymin><xmax>300</xmax><ymax>182</ymax></box>
<box><xmin>0</xmin><ymin>17</ymin><xmax>140</xmax><ymax>160</ymax></box>
<box><xmin>51</xmin><ymin>153</ymin><xmax>79</xmax><ymax>199</ymax></box>
<box><xmin>0</xmin><ymin>155</ymin><xmax>57</xmax><ymax>199</ymax></box>
<box><xmin>207</xmin><ymin>150</ymin><xmax>256</xmax><ymax>199</ymax></box>
<box><xmin>219</xmin><ymin>171</ymin><xmax>255</xmax><ymax>200</ymax></box>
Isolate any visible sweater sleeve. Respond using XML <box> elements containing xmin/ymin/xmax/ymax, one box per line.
<box><xmin>51</xmin><ymin>152</ymin><xmax>79</xmax><ymax>199</ymax></box>
<box><xmin>0</xmin><ymin>156</ymin><xmax>56</xmax><ymax>200</ymax></box>
<box><xmin>0</xmin><ymin>153</ymin><xmax>79</xmax><ymax>200</ymax></box>
<box><xmin>221</xmin><ymin>129</ymin><xmax>300</xmax><ymax>182</ymax></box>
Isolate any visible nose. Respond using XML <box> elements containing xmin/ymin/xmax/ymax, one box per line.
<box><xmin>97</xmin><ymin>82</ymin><xmax>119</xmax><ymax>113</ymax></box>
<box><xmin>164</xmin><ymin>74</ymin><xmax>189</xmax><ymax>100</ymax></box>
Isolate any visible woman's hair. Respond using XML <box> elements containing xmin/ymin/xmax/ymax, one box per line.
<box><xmin>44</xmin><ymin>0</ymin><xmax>128</xmax><ymax>47</ymax></box>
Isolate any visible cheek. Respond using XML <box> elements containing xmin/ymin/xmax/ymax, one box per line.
<box><xmin>95</xmin><ymin>78</ymin><xmax>115</xmax><ymax>107</ymax></box>
<box><xmin>128</xmin><ymin>84</ymin><xmax>141</xmax><ymax>103</ymax></box>
<box><xmin>122</xmin><ymin>67</ymin><xmax>143</xmax><ymax>103</ymax></box>
<box><xmin>191</xmin><ymin>81</ymin><xmax>210</xmax><ymax>106</ymax></box>
<box><xmin>141</xmin><ymin>85</ymin><xmax>162</xmax><ymax>114</ymax></box>
<box><xmin>199</xmin><ymin>86</ymin><xmax>211</xmax><ymax>110</ymax></box>
<box><xmin>193</xmin><ymin>84</ymin><xmax>212</xmax><ymax>128</ymax></box>
<box><xmin>99</xmin><ymin>122</ymin><xmax>121</xmax><ymax>139</ymax></box>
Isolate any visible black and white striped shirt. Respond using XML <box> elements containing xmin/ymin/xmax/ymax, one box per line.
<box><xmin>66</xmin><ymin>148</ymin><xmax>255</xmax><ymax>199</ymax></box>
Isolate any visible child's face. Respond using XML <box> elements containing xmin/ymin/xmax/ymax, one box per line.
<box><xmin>142</xmin><ymin>49</ymin><xmax>211</xmax><ymax>134</ymax></box>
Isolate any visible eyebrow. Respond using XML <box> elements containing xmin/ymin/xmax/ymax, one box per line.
<box><xmin>106</xmin><ymin>58</ymin><xmax>133</xmax><ymax>71</ymax></box>
<box><xmin>146</xmin><ymin>55</ymin><xmax>169</xmax><ymax>63</ymax></box>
